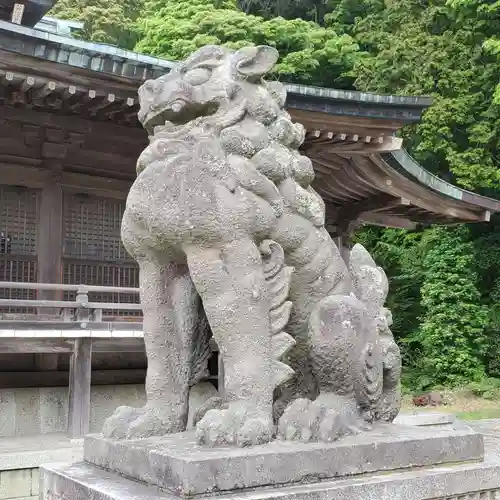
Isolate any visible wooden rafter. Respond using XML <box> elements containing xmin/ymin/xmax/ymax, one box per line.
<box><xmin>0</xmin><ymin>50</ymin><xmax>498</xmax><ymax>227</ymax></box>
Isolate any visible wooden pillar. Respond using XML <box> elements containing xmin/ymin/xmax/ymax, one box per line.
<box><xmin>36</xmin><ymin>175</ymin><xmax>64</xmax><ymax>369</ymax></box>
<box><xmin>37</xmin><ymin>176</ymin><xmax>63</xmax><ymax>293</ymax></box>
<box><xmin>335</xmin><ymin>220</ymin><xmax>362</xmax><ymax>266</ymax></box>
<box><xmin>335</xmin><ymin>235</ymin><xmax>350</xmax><ymax>266</ymax></box>
<box><xmin>68</xmin><ymin>338</ymin><xmax>92</xmax><ymax>438</ymax></box>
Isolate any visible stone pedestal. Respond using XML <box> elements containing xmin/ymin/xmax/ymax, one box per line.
<box><xmin>394</xmin><ymin>412</ymin><xmax>463</xmax><ymax>430</ymax></box>
<box><xmin>40</xmin><ymin>422</ymin><xmax>500</xmax><ymax>500</ymax></box>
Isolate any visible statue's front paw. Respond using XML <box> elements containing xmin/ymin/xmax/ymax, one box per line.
<box><xmin>278</xmin><ymin>395</ymin><xmax>368</xmax><ymax>443</ymax></box>
<box><xmin>195</xmin><ymin>402</ymin><xmax>274</xmax><ymax>447</ymax></box>
<box><xmin>102</xmin><ymin>405</ymin><xmax>185</xmax><ymax>440</ymax></box>
<box><xmin>125</xmin><ymin>407</ymin><xmax>185</xmax><ymax>439</ymax></box>
<box><xmin>102</xmin><ymin>406</ymin><xmax>145</xmax><ymax>439</ymax></box>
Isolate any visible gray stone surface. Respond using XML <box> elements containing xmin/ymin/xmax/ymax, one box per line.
<box><xmin>0</xmin><ymin>468</ymin><xmax>40</xmax><ymax>500</ymax></box>
<box><xmin>186</xmin><ymin>383</ymin><xmax>219</xmax><ymax>430</ymax></box>
<box><xmin>0</xmin><ymin>433</ymin><xmax>82</xmax><ymax>500</ymax></box>
<box><xmin>84</xmin><ymin>424</ymin><xmax>483</xmax><ymax>496</ymax></box>
<box><xmin>39</xmin><ymin>388</ymin><xmax>68</xmax><ymax>434</ymax></box>
<box><xmin>0</xmin><ymin>392</ymin><xmax>15</xmax><ymax>438</ymax></box>
<box><xmin>394</xmin><ymin>412</ymin><xmax>456</xmax><ymax>427</ymax></box>
<box><xmin>0</xmin><ymin>469</ymin><xmax>32</xmax><ymax>499</ymax></box>
<box><xmin>103</xmin><ymin>43</ymin><xmax>403</xmax><ymax>447</ymax></box>
<box><xmin>0</xmin><ymin>386</ymin><xmax>144</xmax><ymax>437</ymax></box>
<box><xmin>0</xmin><ymin>433</ymin><xmax>82</xmax><ymax>470</ymax></box>
<box><xmin>468</xmin><ymin>418</ymin><xmax>500</xmax><ymax>434</ymax></box>
<box><xmin>41</xmin><ymin>438</ymin><xmax>500</xmax><ymax>500</ymax></box>
<box><xmin>15</xmin><ymin>391</ymin><xmax>41</xmax><ymax>437</ymax></box>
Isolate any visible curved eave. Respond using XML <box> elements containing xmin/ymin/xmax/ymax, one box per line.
<box><xmin>384</xmin><ymin>149</ymin><xmax>500</xmax><ymax>214</ymax></box>
<box><xmin>313</xmin><ymin>150</ymin><xmax>497</xmax><ymax>231</ymax></box>
<box><xmin>0</xmin><ymin>19</ymin><xmax>173</xmax><ymax>83</ymax></box>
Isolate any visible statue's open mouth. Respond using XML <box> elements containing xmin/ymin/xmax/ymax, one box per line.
<box><xmin>143</xmin><ymin>99</ymin><xmax>220</xmax><ymax>134</ymax></box>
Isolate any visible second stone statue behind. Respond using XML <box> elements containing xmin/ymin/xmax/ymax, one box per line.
<box><xmin>101</xmin><ymin>44</ymin><xmax>402</xmax><ymax>447</ymax></box>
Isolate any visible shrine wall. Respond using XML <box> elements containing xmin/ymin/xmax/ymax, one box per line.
<box><xmin>0</xmin><ymin>384</ymin><xmax>145</xmax><ymax>438</ymax></box>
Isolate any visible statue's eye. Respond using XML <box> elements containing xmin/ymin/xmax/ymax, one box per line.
<box><xmin>183</xmin><ymin>67</ymin><xmax>212</xmax><ymax>86</ymax></box>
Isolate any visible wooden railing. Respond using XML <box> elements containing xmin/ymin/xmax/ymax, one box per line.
<box><xmin>0</xmin><ymin>281</ymin><xmax>144</xmax><ymax>438</ymax></box>
<box><xmin>0</xmin><ymin>280</ymin><xmax>143</xmax><ymax>329</ymax></box>
<box><xmin>0</xmin><ymin>281</ymin><xmax>222</xmax><ymax>438</ymax></box>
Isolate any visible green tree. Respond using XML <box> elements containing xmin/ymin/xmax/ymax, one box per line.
<box><xmin>134</xmin><ymin>0</ymin><xmax>364</xmax><ymax>88</ymax></box>
<box><xmin>325</xmin><ymin>0</ymin><xmax>500</xmax><ymax>390</ymax></box>
<box><xmin>326</xmin><ymin>0</ymin><xmax>500</xmax><ymax>191</ymax></box>
<box><xmin>237</xmin><ymin>0</ymin><xmax>332</xmax><ymax>24</ymax></box>
<box><xmin>408</xmin><ymin>227</ymin><xmax>488</xmax><ymax>389</ymax></box>
<box><xmin>470</xmin><ymin>218</ymin><xmax>500</xmax><ymax>377</ymax></box>
<box><xmin>50</xmin><ymin>0</ymin><xmax>143</xmax><ymax>49</ymax></box>
<box><xmin>449</xmin><ymin>0</ymin><xmax>500</xmax><ymax>104</ymax></box>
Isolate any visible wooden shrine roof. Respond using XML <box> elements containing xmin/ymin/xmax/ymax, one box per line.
<box><xmin>0</xmin><ymin>19</ymin><xmax>498</xmax><ymax>228</ymax></box>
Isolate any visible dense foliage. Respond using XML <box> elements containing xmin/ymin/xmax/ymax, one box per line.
<box><xmin>133</xmin><ymin>0</ymin><xmax>363</xmax><ymax>88</ymax></box>
<box><xmin>337</xmin><ymin>0</ymin><xmax>500</xmax><ymax>191</ymax></box>
<box><xmin>50</xmin><ymin>0</ymin><xmax>500</xmax><ymax>392</ymax></box>
<box><xmin>50</xmin><ymin>0</ymin><xmax>143</xmax><ymax>48</ymax></box>
<box><xmin>409</xmin><ymin>227</ymin><xmax>488</xmax><ymax>387</ymax></box>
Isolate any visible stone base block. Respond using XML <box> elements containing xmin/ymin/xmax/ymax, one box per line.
<box><xmin>41</xmin><ymin>453</ymin><xmax>500</xmax><ymax>500</ymax></box>
<box><xmin>394</xmin><ymin>412</ymin><xmax>457</xmax><ymax>428</ymax></box>
<box><xmin>83</xmin><ymin>424</ymin><xmax>483</xmax><ymax>496</ymax></box>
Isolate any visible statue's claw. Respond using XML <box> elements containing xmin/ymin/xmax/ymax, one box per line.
<box><xmin>102</xmin><ymin>406</ymin><xmax>145</xmax><ymax>439</ymax></box>
<box><xmin>278</xmin><ymin>394</ymin><xmax>368</xmax><ymax>443</ymax></box>
<box><xmin>195</xmin><ymin>402</ymin><xmax>274</xmax><ymax>447</ymax></box>
<box><xmin>102</xmin><ymin>405</ymin><xmax>184</xmax><ymax>440</ymax></box>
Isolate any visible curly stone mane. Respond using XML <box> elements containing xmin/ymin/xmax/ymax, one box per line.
<box><xmin>102</xmin><ymin>44</ymin><xmax>401</xmax><ymax>447</ymax></box>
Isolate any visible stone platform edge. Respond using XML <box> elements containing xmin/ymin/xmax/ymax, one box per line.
<box><xmin>83</xmin><ymin>424</ymin><xmax>484</xmax><ymax>497</ymax></box>
<box><xmin>41</xmin><ymin>454</ymin><xmax>500</xmax><ymax>500</ymax></box>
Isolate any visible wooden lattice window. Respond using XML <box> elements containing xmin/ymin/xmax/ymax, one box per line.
<box><xmin>0</xmin><ymin>185</ymin><xmax>39</xmax><ymax>255</ymax></box>
<box><xmin>62</xmin><ymin>192</ymin><xmax>140</xmax><ymax>318</ymax></box>
<box><xmin>0</xmin><ymin>185</ymin><xmax>39</xmax><ymax>313</ymax></box>
<box><xmin>63</xmin><ymin>193</ymin><xmax>133</xmax><ymax>262</ymax></box>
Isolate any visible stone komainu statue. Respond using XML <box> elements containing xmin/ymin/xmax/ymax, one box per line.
<box><xmin>102</xmin><ymin>45</ymin><xmax>402</xmax><ymax>446</ymax></box>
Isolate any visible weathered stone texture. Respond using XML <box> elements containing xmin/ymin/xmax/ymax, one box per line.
<box><xmin>0</xmin><ymin>468</ymin><xmax>39</xmax><ymax>500</ymax></box>
<box><xmin>84</xmin><ymin>425</ymin><xmax>483</xmax><ymax>496</ymax></box>
<box><xmin>102</xmin><ymin>44</ymin><xmax>403</xmax><ymax>447</ymax></box>
<box><xmin>0</xmin><ymin>385</ymin><xmax>144</xmax><ymax>437</ymax></box>
<box><xmin>39</xmin><ymin>451</ymin><xmax>500</xmax><ymax>500</ymax></box>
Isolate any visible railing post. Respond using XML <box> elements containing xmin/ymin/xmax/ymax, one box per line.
<box><xmin>75</xmin><ymin>287</ymin><xmax>90</xmax><ymax>327</ymax></box>
<box><xmin>67</xmin><ymin>337</ymin><xmax>92</xmax><ymax>438</ymax></box>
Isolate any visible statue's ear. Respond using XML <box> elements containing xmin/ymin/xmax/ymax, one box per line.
<box><xmin>233</xmin><ymin>46</ymin><xmax>279</xmax><ymax>82</ymax></box>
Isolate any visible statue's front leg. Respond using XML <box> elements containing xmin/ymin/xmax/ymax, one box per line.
<box><xmin>103</xmin><ymin>258</ymin><xmax>198</xmax><ymax>439</ymax></box>
<box><xmin>185</xmin><ymin>238</ymin><xmax>290</xmax><ymax>447</ymax></box>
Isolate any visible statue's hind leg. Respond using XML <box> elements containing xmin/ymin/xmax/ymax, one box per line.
<box><xmin>278</xmin><ymin>294</ymin><xmax>376</xmax><ymax>442</ymax></box>
<box><xmin>103</xmin><ymin>257</ymin><xmax>198</xmax><ymax>439</ymax></box>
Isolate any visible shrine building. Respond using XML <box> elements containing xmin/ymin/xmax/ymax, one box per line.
<box><xmin>0</xmin><ymin>4</ymin><xmax>498</xmax><ymax>497</ymax></box>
